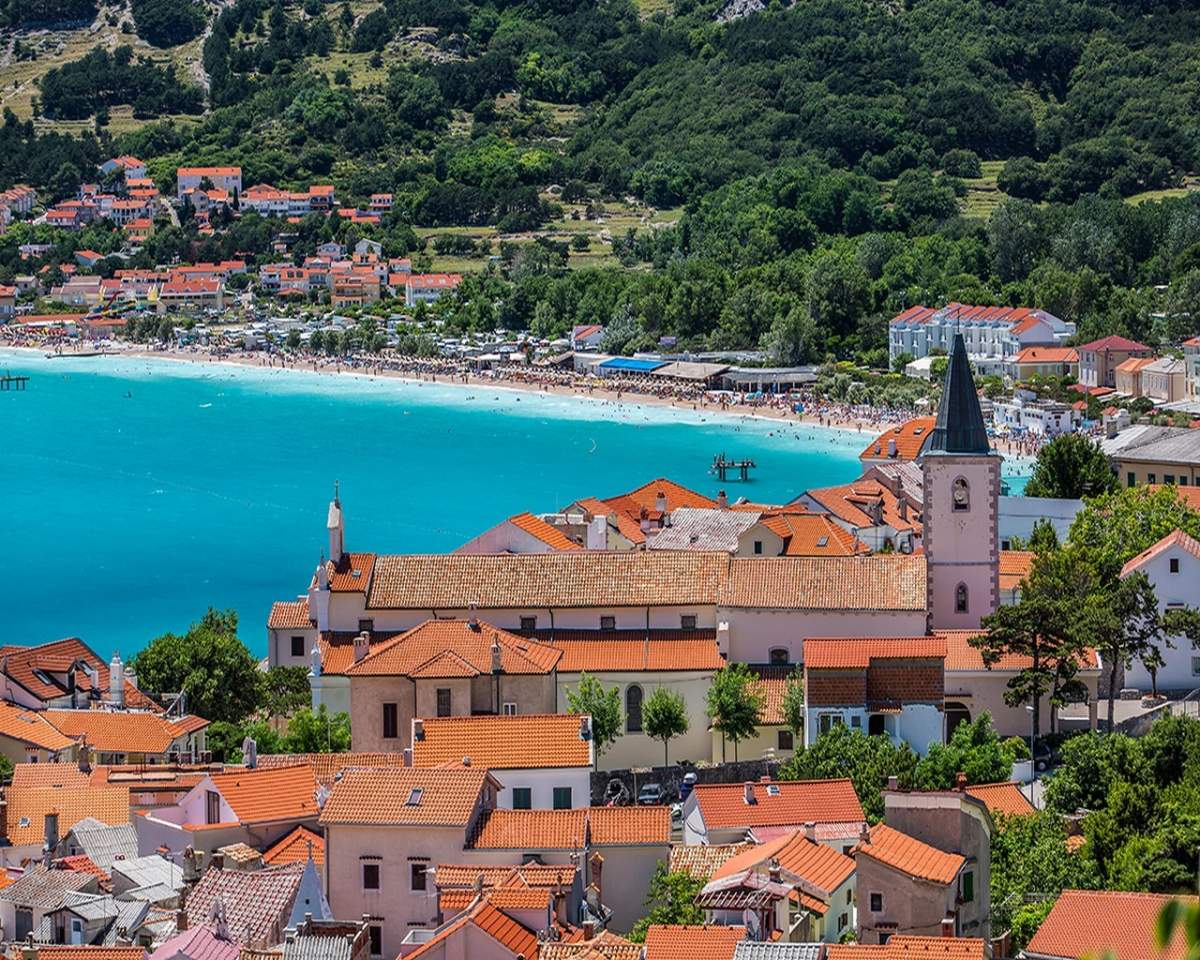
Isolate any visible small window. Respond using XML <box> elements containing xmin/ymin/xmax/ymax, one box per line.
<box><xmin>870</xmin><ymin>892</ymin><xmax>883</xmax><ymax>913</ymax></box>
<box><xmin>358</xmin><ymin>619</ymin><xmax>374</xmax><ymax>633</ymax></box>
<box><xmin>753</xmin><ymin>540</ymin><xmax>763</xmax><ymax>555</ymax></box>
<box><xmin>626</xmin><ymin>685</ymin><xmax>643</xmax><ymax>732</ymax></box>
<box><xmin>290</xmin><ymin>635</ymin><xmax>305</xmax><ymax>657</ymax></box>
<box><xmin>1148</xmin><ymin>474</ymin><xmax>1157</xmax><ymax>484</ymax></box>
<box><xmin>436</xmin><ymin>688</ymin><xmax>451</xmax><ymax>717</ymax></box>
<box><xmin>816</xmin><ymin>536</ymin><xmax>828</xmax><ymax>547</ymax></box>
<box><xmin>520</xmin><ymin>616</ymin><xmax>537</xmax><ymax>631</ymax></box>
<box><xmin>962</xmin><ymin>871</ymin><xmax>974</xmax><ymax>903</ymax></box>
<box><xmin>1191</xmin><ymin>656</ymin><xmax>1200</xmax><ymax>677</ymax></box>
<box><xmin>1128</xmin><ymin>473</ymin><xmax>1137</xmax><ymax>488</ymax></box>
<box><xmin>502</xmin><ymin>702</ymin><xmax>517</xmax><ymax>716</ymax></box>
<box><xmin>818</xmin><ymin>713</ymin><xmax>844</xmax><ymax>735</ymax></box>
<box><xmin>952</xmin><ymin>477</ymin><xmax>970</xmax><ymax>512</ymax></box>
<box><xmin>600</xmin><ymin>616</ymin><xmax>616</xmax><ymax>631</ymax></box>
<box><xmin>410</xmin><ymin>863</ymin><xmax>427</xmax><ymax>891</ymax></box>
<box><xmin>769</xmin><ymin>648</ymin><xmax>790</xmax><ymax>666</ymax></box>
<box><xmin>368</xmin><ymin>926</ymin><xmax>382</xmax><ymax>957</ymax></box>
<box><xmin>850</xmin><ymin>715</ymin><xmax>861</xmax><ymax>729</ymax></box>
<box><xmin>406</xmin><ymin>788</ymin><xmax>423</xmax><ymax>806</ymax></box>
<box><xmin>777</xmin><ymin>730</ymin><xmax>794</xmax><ymax>751</ymax></box>
<box><xmin>363</xmin><ymin>863</ymin><xmax>380</xmax><ymax>890</ymax></box>
<box><xmin>879</xmin><ymin>933</ymin><xmax>893</xmax><ymax>945</ymax></box>
<box><xmin>847</xmin><ymin>889</ymin><xmax>853</xmax><ymax>905</ymax></box>
<box><xmin>553</xmin><ymin>787</ymin><xmax>572</xmax><ymax>810</ymax></box>
<box><xmin>681</xmin><ymin>615</ymin><xmax>697</xmax><ymax>630</ymax></box>
<box><xmin>1165</xmin><ymin>475</ymin><xmax>1176</xmax><ymax>485</ymax></box>
<box><xmin>205</xmin><ymin>790</ymin><xmax>221</xmax><ymax>825</ymax></box>
<box><xmin>955</xmin><ymin>583</ymin><xmax>969</xmax><ymax>614</ymax></box>
<box><xmin>382</xmin><ymin>703</ymin><xmax>398</xmax><ymax>739</ymax></box>
<box><xmin>1171</xmin><ymin>558</ymin><xmax>1180</xmax><ymax>574</ymax></box>
<box><xmin>868</xmin><ymin>714</ymin><xmax>886</xmax><ymax>737</ymax></box>
<box><xmin>1181</xmin><ymin>477</ymin><xmax>1190</xmax><ymax>486</ymax></box>
<box><xmin>765</xmin><ymin>784</ymin><xmax>780</xmax><ymax>796</ymax></box>
<box><xmin>838</xmin><ymin>913</ymin><xmax>848</xmax><ymax>932</ymax></box>
<box><xmin>512</xmin><ymin>787</ymin><xmax>532</xmax><ymax>810</ymax></box>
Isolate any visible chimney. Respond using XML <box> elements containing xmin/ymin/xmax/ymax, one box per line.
<box><xmin>353</xmin><ymin>631</ymin><xmax>370</xmax><ymax>664</ymax></box>
<box><xmin>109</xmin><ymin>652</ymin><xmax>125</xmax><ymax>708</ymax></box>
<box><xmin>78</xmin><ymin>737</ymin><xmax>91</xmax><ymax>774</ymax></box>
<box><xmin>468</xmin><ymin>602</ymin><xmax>480</xmax><ymax>630</ymax></box>
<box><xmin>941</xmin><ymin>917</ymin><xmax>956</xmax><ymax>938</ymax></box>
<box><xmin>887</xmin><ymin>776</ymin><xmax>898</xmax><ymax>791</ymax></box>
<box><xmin>859</xmin><ymin>822</ymin><xmax>870</xmax><ymax>844</ymax></box>
<box><xmin>491</xmin><ymin>637</ymin><xmax>503</xmax><ymax>674</ymax></box>
<box><xmin>242</xmin><ymin>737</ymin><xmax>258</xmax><ymax>769</ymax></box>
<box><xmin>768</xmin><ymin>858</ymin><xmax>781</xmax><ymax>884</ymax></box>
<box><xmin>655</xmin><ymin>490</ymin><xmax>667</xmax><ymax>514</ymax></box>
<box><xmin>804</xmin><ymin>821</ymin><xmax>816</xmax><ymax>841</ymax></box>
<box><xmin>211</xmin><ymin>852</ymin><xmax>226</xmax><ymax>871</ymax></box>
<box><xmin>413</xmin><ymin>719</ymin><xmax>425</xmax><ymax>741</ymax></box>
<box><xmin>579</xmin><ymin>715</ymin><xmax>592</xmax><ymax>741</ymax></box>
<box><xmin>716</xmin><ymin>490</ymin><xmax>728</xmax><ymax>509</ymax></box>
<box><xmin>955</xmin><ymin>772</ymin><xmax>967</xmax><ymax>792</ymax></box>
<box><xmin>743</xmin><ymin>782</ymin><xmax>756</xmax><ymax>805</ymax></box>
<box><xmin>44</xmin><ymin>811</ymin><xmax>59</xmax><ymax>860</ymax></box>
<box><xmin>22</xmin><ymin>935</ymin><xmax>38</xmax><ymax>960</ymax></box>
<box><xmin>589</xmin><ymin>851</ymin><xmax>603</xmax><ymax>908</ymax></box>
<box><xmin>639</xmin><ymin>507</ymin><xmax>651</xmax><ymax>534</ymax></box>
<box><xmin>899</xmin><ymin>499</ymin><xmax>908</xmax><ymax>521</ymax></box>
<box><xmin>126</xmin><ymin>668</ymin><xmax>138</xmax><ymax>691</ymax></box>
<box><xmin>716</xmin><ymin>621</ymin><xmax>730</xmax><ymax>657</ymax></box>
<box><xmin>403</xmin><ymin>747</ymin><xmax>413</xmax><ymax>767</ymax></box>
<box><xmin>586</xmin><ymin>514</ymin><xmax>608</xmax><ymax>550</ymax></box>
<box><xmin>581</xmin><ymin>921</ymin><xmax>594</xmax><ymax>941</ymax></box>
<box><xmin>887</xmin><ymin>438</ymin><xmax>897</xmax><ymax>457</ymax></box>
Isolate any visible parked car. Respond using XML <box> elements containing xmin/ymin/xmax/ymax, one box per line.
<box><xmin>678</xmin><ymin>772</ymin><xmax>699</xmax><ymax>802</ymax></box>
<box><xmin>638</xmin><ymin>783</ymin><xmax>667</xmax><ymax>806</ymax></box>
<box><xmin>1033</xmin><ymin>740</ymin><xmax>1061</xmax><ymax>772</ymax></box>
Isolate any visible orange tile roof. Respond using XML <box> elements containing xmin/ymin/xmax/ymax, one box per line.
<box><xmin>0</xmin><ymin>701</ymin><xmax>77</xmax><ymax>751</ymax></box>
<box><xmin>268</xmin><ymin>600</ymin><xmax>312</xmax><ymax>630</ymax></box>
<box><xmin>963</xmin><ymin>781</ymin><xmax>1036</xmax><ymax>817</ymax></box>
<box><xmin>507</xmin><ymin>513</ymin><xmax>583</xmax><ymax>550</ymax></box>
<box><xmin>710</xmin><ymin>829</ymin><xmax>855</xmax><ymax>895</ymax></box>
<box><xmin>256</xmin><ymin>752</ymin><xmax>410</xmax><ymax>785</ymax></box>
<box><xmin>643</xmin><ymin>924</ymin><xmax>745</xmax><ymax>960</ymax></box>
<box><xmin>602</xmin><ymin>478</ymin><xmax>717</xmax><ymax>517</ymax></box>
<box><xmin>320</xmin><ymin>767</ymin><xmax>491</xmax><ymax>826</ymax></box>
<box><xmin>205</xmin><ymin>764</ymin><xmax>319</xmax><ymax>825</ymax></box>
<box><xmin>4</xmin><ymin>784</ymin><xmax>130</xmax><ymax>846</ymax></box>
<box><xmin>1149</xmin><ymin>484</ymin><xmax>1200</xmax><ymax>510</ymax></box>
<box><xmin>407</xmin><ymin>901</ymin><xmax>538</xmax><ymax>960</ymax></box>
<box><xmin>860</xmin><ymin>417</ymin><xmax>937</xmax><ymax>461</ymax></box>
<box><xmin>854</xmin><ymin>823</ymin><xmax>964</xmax><ymax>884</ymax></box>
<box><xmin>412</xmin><ymin>714</ymin><xmax>591</xmax><ymax>769</ymax></box>
<box><xmin>366</xmin><ymin>552</ymin><xmax>728</xmax><ymax>609</ymax></box>
<box><xmin>45</xmin><ymin>710</ymin><xmax>205</xmax><ymax>755</ymax></box>
<box><xmin>345</xmin><ymin>619</ymin><xmax>561</xmax><ymax>678</ymax></box>
<box><xmin>55</xmin><ymin>854</ymin><xmax>111</xmax><ymax>884</ymax></box>
<box><xmin>540</xmin><ymin>930</ymin><xmax>642</xmax><ymax>960</ymax></box>
<box><xmin>328</xmin><ymin>552</ymin><xmax>375</xmax><ymax>592</ymax></box>
<box><xmin>719</xmin><ymin>556</ymin><xmax>926</xmax><ymax>610</ymax></box>
<box><xmin>765</xmin><ymin>512</ymin><xmax>870</xmax><ymax>556</ymax></box>
<box><xmin>669</xmin><ymin>843</ymin><xmax>755</xmax><ymax>879</ymax></box>
<box><xmin>827</xmin><ymin>936</ymin><xmax>986</xmax><ymax>960</ymax></box>
<box><xmin>804</xmin><ymin>637</ymin><xmax>946</xmax><ymax>669</ymax></box>
<box><xmin>262</xmin><ymin>825</ymin><xmax>324</xmax><ymax>865</ymax></box>
<box><xmin>1026</xmin><ymin>889</ymin><xmax>1198</xmax><ymax>960</ymax></box>
<box><xmin>549</xmin><ymin>636</ymin><xmax>725</xmax><ymax>673</ymax></box>
<box><xmin>16</xmin><ymin>949</ymin><xmax>146</xmax><ymax>960</ymax></box>
<box><xmin>315</xmin><ymin>633</ymin><xmax>396</xmax><ymax>676</ymax></box>
<box><xmin>939</xmin><ymin>629</ymin><xmax>1100</xmax><ymax>672</ymax></box>
<box><xmin>802</xmin><ymin>480</ymin><xmax>920</xmax><ymax>534</ymax></box>
<box><xmin>435</xmin><ymin>862</ymin><xmax>574</xmax><ymax>892</ymax></box>
<box><xmin>1115</xmin><ymin>356</ymin><xmax>1156</xmax><ymax>374</ymax></box>
<box><xmin>1015</xmin><ymin>347</ymin><xmax>1079</xmax><ymax>364</ymax></box>
<box><xmin>468</xmin><ymin>807</ymin><xmax>670</xmax><ymax>849</ymax></box>
<box><xmin>998</xmin><ymin>550</ymin><xmax>1034</xmax><ymax>591</ymax></box>
<box><xmin>573</xmin><ymin>497</ymin><xmax>648</xmax><ymax>546</ymax></box>
<box><xmin>691</xmin><ymin>779</ymin><xmax>864</xmax><ymax>830</ymax></box>
<box><xmin>1121</xmin><ymin>529</ymin><xmax>1200</xmax><ymax>577</ymax></box>
<box><xmin>0</xmin><ymin>638</ymin><xmax>160</xmax><ymax>711</ymax></box>
<box><xmin>748</xmin><ymin>666</ymin><xmax>796</xmax><ymax>726</ymax></box>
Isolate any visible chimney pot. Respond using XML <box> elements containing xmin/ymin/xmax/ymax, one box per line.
<box><xmin>941</xmin><ymin>917</ymin><xmax>956</xmax><ymax>938</ymax></box>
<box><xmin>716</xmin><ymin>490</ymin><xmax>728</xmax><ymax>509</ymax></box>
<box><xmin>887</xmin><ymin>776</ymin><xmax>898</xmax><ymax>791</ymax></box>
<box><xmin>353</xmin><ymin>631</ymin><xmax>370</xmax><ymax>663</ymax></box>
<box><xmin>955</xmin><ymin>772</ymin><xmax>967</xmax><ymax>792</ymax></box>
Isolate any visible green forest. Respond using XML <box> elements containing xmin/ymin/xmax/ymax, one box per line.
<box><xmin>6</xmin><ymin>0</ymin><xmax>1200</xmax><ymax>356</ymax></box>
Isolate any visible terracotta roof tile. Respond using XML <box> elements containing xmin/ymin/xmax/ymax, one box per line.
<box><xmin>320</xmin><ymin>767</ymin><xmax>491</xmax><ymax>826</ymax></box>
<box><xmin>767</xmin><ymin>513</ymin><xmax>870</xmax><ymax>556</ymax></box>
<box><xmin>691</xmin><ymin>779</ymin><xmax>864</xmax><ymax>831</ymax></box>
<box><xmin>327</xmin><ymin>553</ymin><xmax>375</xmax><ymax>592</ymax></box>
<box><xmin>747</xmin><ymin>667</ymin><xmax>796</xmax><ymax>726</ymax></box>
<box><xmin>205</xmin><ymin>764</ymin><xmax>320</xmax><ymax>824</ymax></box>
<box><xmin>709</xmin><ymin>829</ymin><xmax>855</xmax><ymax>895</ymax></box>
<box><xmin>1078</xmin><ymin>335</ymin><xmax>1152</xmax><ymax>352</ymax></box>
<box><xmin>0</xmin><ymin>638</ymin><xmax>160</xmax><ymax>711</ymax></box>
<box><xmin>507</xmin><ymin>513</ymin><xmax>583</xmax><ymax>550</ymax></box>
<box><xmin>602</xmin><ymin>478</ymin><xmax>717</xmax><ymax>517</ymax></box>
<box><xmin>367</xmin><ymin>552</ymin><xmax>729</xmax><ymax>609</ymax></box>
<box><xmin>12</xmin><ymin>948</ymin><xmax>146</xmax><ymax>960</ymax></box>
<box><xmin>998</xmin><ymin>551</ymin><xmax>1034</xmax><ymax>592</ymax></box>
<box><xmin>827</xmin><ymin>937</ymin><xmax>986</xmax><ymax>960</ymax></box>
<box><xmin>939</xmin><ymin>629</ymin><xmax>1100</xmax><ymax>672</ymax></box>
<box><xmin>268</xmin><ymin>600</ymin><xmax>313</xmax><ymax>630</ymax></box>
<box><xmin>345</xmin><ymin>620</ymin><xmax>561</xmax><ymax>678</ymax></box>
<box><xmin>549</xmin><ymin>635</ymin><xmax>725</xmax><ymax>673</ymax></box>
<box><xmin>185</xmin><ymin>864</ymin><xmax>304</xmax><ymax>946</ymax></box>
<box><xmin>262</xmin><ymin>826</ymin><xmax>324</xmax><ymax>866</ymax></box>
<box><xmin>1026</xmin><ymin>889</ymin><xmax>1197</xmax><ymax>960</ymax></box>
<box><xmin>540</xmin><ymin>930</ymin><xmax>641</xmax><ymax>960</ymax></box>
<box><xmin>413</xmin><ymin>714</ymin><xmax>592</xmax><ymax>769</ymax></box>
<box><xmin>860</xmin><ymin>418</ymin><xmax>937</xmax><ymax>461</ymax></box>
<box><xmin>1015</xmin><ymin>347</ymin><xmax>1078</xmax><ymax>364</ymax></box>
<box><xmin>45</xmin><ymin>710</ymin><xmax>206</xmax><ymax>754</ymax></box>
<box><xmin>963</xmin><ymin>782</ymin><xmax>1035</xmax><ymax>817</ymax></box>
<box><xmin>643</xmin><ymin>924</ymin><xmax>745</xmax><ymax>960</ymax></box>
<box><xmin>1121</xmin><ymin>529</ymin><xmax>1200</xmax><ymax>577</ymax></box>
<box><xmin>669</xmin><ymin>843</ymin><xmax>754</xmax><ymax>879</ymax></box>
<box><xmin>854</xmin><ymin>824</ymin><xmax>964</xmax><ymax>885</ymax></box>
<box><xmin>719</xmin><ymin>557</ymin><xmax>926</xmax><ymax>610</ymax></box>
<box><xmin>406</xmin><ymin>902</ymin><xmax>537</xmax><ymax>960</ymax></box>
<box><xmin>804</xmin><ymin>637</ymin><xmax>946</xmax><ymax>669</ymax></box>
<box><xmin>256</xmin><ymin>752</ymin><xmax>409</xmax><ymax>786</ymax></box>
<box><xmin>5</xmin><ymin>785</ymin><xmax>130</xmax><ymax>846</ymax></box>
<box><xmin>468</xmin><ymin>807</ymin><xmax>670</xmax><ymax>849</ymax></box>
<box><xmin>0</xmin><ymin>701</ymin><xmax>77</xmax><ymax>751</ymax></box>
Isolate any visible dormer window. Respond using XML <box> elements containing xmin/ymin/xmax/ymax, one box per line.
<box><xmin>952</xmin><ymin>478</ymin><xmax>970</xmax><ymax>512</ymax></box>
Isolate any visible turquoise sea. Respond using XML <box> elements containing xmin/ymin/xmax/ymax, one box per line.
<box><xmin>4</xmin><ymin>349</ymin><xmax>885</xmax><ymax>658</ymax></box>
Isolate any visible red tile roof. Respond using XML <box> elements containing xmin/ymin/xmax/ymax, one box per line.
<box><xmin>998</xmin><ymin>551</ymin><xmax>1034</xmax><ymax>592</ymax></box>
<box><xmin>412</xmin><ymin>714</ymin><xmax>591</xmax><ymax>769</ymax></box>
<box><xmin>507</xmin><ymin>513</ymin><xmax>582</xmax><ymax>550</ymax></box>
<box><xmin>205</xmin><ymin>764</ymin><xmax>319</xmax><ymax>825</ymax></box>
<box><xmin>256</xmin><ymin>751</ymin><xmax>409</xmax><ymax>786</ymax></box>
<box><xmin>719</xmin><ymin>556</ymin><xmax>926</xmax><ymax>610</ymax></box>
<box><xmin>549</xmin><ymin>636</ymin><xmax>725</xmax><ymax>673</ymax></box>
<box><xmin>643</xmin><ymin>925</ymin><xmax>745</xmax><ymax>960</ymax></box>
<box><xmin>748</xmin><ymin>666</ymin><xmax>795</xmax><ymax>726</ymax></box>
<box><xmin>0</xmin><ymin>638</ymin><xmax>160</xmax><ymax>711</ymax></box>
<box><xmin>1015</xmin><ymin>347</ymin><xmax>1079</xmax><ymax>364</ymax></box>
<box><xmin>668</xmin><ymin>843</ymin><xmax>755</xmax><ymax>879</ymax></box>
<box><xmin>327</xmin><ymin>552</ymin><xmax>375</xmax><ymax>592</ymax></box>
<box><xmin>854</xmin><ymin>823</ymin><xmax>964</xmax><ymax>884</ymax></box>
<box><xmin>184</xmin><ymin>863</ymin><xmax>303</xmax><ymax>946</ymax></box>
<box><xmin>262</xmin><ymin>825</ymin><xmax>324</xmax><ymax>865</ymax></box>
<box><xmin>468</xmin><ymin>807</ymin><xmax>670</xmax><ymax>849</ymax></box>
<box><xmin>827</xmin><ymin>937</ymin><xmax>986</xmax><ymax>960</ymax></box>
<box><xmin>4</xmin><ymin>784</ymin><xmax>130</xmax><ymax>846</ymax></box>
<box><xmin>691</xmin><ymin>779</ymin><xmax>864</xmax><ymax>830</ymax></box>
<box><xmin>407</xmin><ymin>901</ymin><xmax>537</xmax><ymax>960</ymax></box>
<box><xmin>602</xmin><ymin>478</ymin><xmax>717</xmax><ymax>517</ymax></box>
<box><xmin>18</xmin><ymin>949</ymin><xmax>146</xmax><ymax>960</ymax></box>
<box><xmin>710</xmin><ymin>828</ymin><xmax>855</xmax><ymax>894</ymax></box>
<box><xmin>1078</xmin><ymin>335</ymin><xmax>1152</xmax><ymax>352</ymax></box>
<box><xmin>45</xmin><ymin>710</ymin><xmax>206</xmax><ymax>755</ymax></box>
<box><xmin>345</xmin><ymin>619</ymin><xmax>561</xmax><ymax>678</ymax></box>
<box><xmin>0</xmin><ymin>701</ymin><xmax>77</xmax><ymax>751</ymax></box>
<box><xmin>764</xmin><ymin>512</ymin><xmax>871</xmax><ymax>556</ymax></box>
<box><xmin>804</xmin><ymin>637</ymin><xmax>947</xmax><ymax>669</ymax></box>
<box><xmin>963</xmin><ymin>782</ymin><xmax>1036</xmax><ymax>817</ymax></box>
<box><xmin>320</xmin><ymin>767</ymin><xmax>492</xmax><ymax>826</ymax></box>
<box><xmin>268</xmin><ymin>600</ymin><xmax>312</xmax><ymax>630</ymax></box>
<box><xmin>860</xmin><ymin>418</ymin><xmax>937</xmax><ymax>461</ymax></box>
<box><xmin>1026</xmin><ymin>889</ymin><xmax>1197</xmax><ymax>960</ymax></box>
<box><xmin>802</xmin><ymin>480</ymin><xmax>920</xmax><ymax>535</ymax></box>
<box><xmin>1121</xmin><ymin>529</ymin><xmax>1200</xmax><ymax>577</ymax></box>
<box><xmin>939</xmin><ymin>629</ymin><xmax>1100</xmax><ymax>672</ymax></box>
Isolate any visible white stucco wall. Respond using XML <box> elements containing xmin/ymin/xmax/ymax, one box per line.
<box><xmin>1123</xmin><ymin>542</ymin><xmax>1200</xmax><ymax>692</ymax></box>
<box><xmin>720</xmin><ymin>608</ymin><xmax>929</xmax><ymax>665</ymax></box>
<box><xmin>490</xmin><ymin>766</ymin><xmax>591</xmax><ymax>810</ymax></box>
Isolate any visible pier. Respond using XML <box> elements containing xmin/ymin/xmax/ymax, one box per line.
<box><xmin>0</xmin><ymin>372</ymin><xmax>28</xmax><ymax>391</ymax></box>
<box><xmin>712</xmin><ymin>453</ymin><xmax>756</xmax><ymax>481</ymax></box>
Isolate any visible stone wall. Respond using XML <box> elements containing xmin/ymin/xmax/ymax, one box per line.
<box><xmin>589</xmin><ymin>757</ymin><xmax>780</xmax><ymax>805</ymax></box>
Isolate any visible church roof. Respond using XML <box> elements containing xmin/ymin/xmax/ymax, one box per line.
<box><xmin>926</xmin><ymin>333</ymin><xmax>991</xmax><ymax>456</ymax></box>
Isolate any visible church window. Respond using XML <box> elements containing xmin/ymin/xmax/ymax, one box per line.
<box><xmin>952</xmin><ymin>477</ymin><xmax>970</xmax><ymax>512</ymax></box>
<box><xmin>955</xmin><ymin>583</ymin><xmax>969</xmax><ymax>614</ymax></box>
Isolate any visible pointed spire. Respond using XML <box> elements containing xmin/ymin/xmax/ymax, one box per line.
<box><xmin>927</xmin><ymin>332</ymin><xmax>990</xmax><ymax>455</ymax></box>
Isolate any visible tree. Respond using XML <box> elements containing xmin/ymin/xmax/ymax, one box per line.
<box><xmin>643</xmin><ymin>687</ymin><xmax>688</xmax><ymax>768</ymax></box>
<box><xmin>912</xmin><ymin>714</ymin><xmax>1017</xmax><ymax>789</ymax></box>
<box><xmin>566</xmin><ymin>673</ymin><xmax>621</xmax><ymax>769</ymax></box>
<box><xmin>760</xmin><ymin>304</ymin><xmax>819</xmax><ymax>365</ymax></box>
<box><xmin>258</xmin><ymin>666</ymin><xmax>312</xmax><ymax>717</ymax></box>
<box><xmin>626</xmin><ymin>864</ymin><xmax>705</xmax><ymax>942</ymax></box>
<box><xmin>783</xmin><ymin>725</ymin><xmax>918</xmax><ymax>822</ymax></box>
<box><xmin>1024</xmin><ymin>434</ymin><xmax>1118</xmax><ymax>499</ymax></box>
<box><xmin>1068</xmin><ymin>486</ymin><xmax>1200</xmax><ymax>580</ymax></box>
<box><xmin>132</xmin><ymin>608</ymin><xmax>260</xmax><ymax>724</ymax></box>
<box><xmin>285</xmin><ymin>705</ymin><xmax>351</xmax><ymax>752</ymax></box>
<box><xmin>706</xmin><ymin>663</ymin><xmax>764</xmax><ymax>762</ymax></box>
<box><xmin>781</xmin><ymin>666</ymin><xmax>805</xmax><ymax>740</ymax></box>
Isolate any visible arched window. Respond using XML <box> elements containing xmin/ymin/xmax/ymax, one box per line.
<box><xmin>769</xmin><ymin>648</ymin><xmax>790</xmax><ymax>666</ymax></box>
<box><xmin>952</xmin><ymin>477</ymin><xmax>970</xmax><ymax>512</ymax></box>
<box><xmin>626</xmin><ymin>685</ymin><xmax>643</xmax><ymax>733</ymax></box>
<box><xmin>955</xmin><ymin>583</ymin><xmax>969</xmax><ymax>614</ymax></box>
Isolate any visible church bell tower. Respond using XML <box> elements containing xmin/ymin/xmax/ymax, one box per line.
<box><xmin>921</xmin><ymin>333</ymin><xmax>1001</xmax><ymax>630</ymax></box>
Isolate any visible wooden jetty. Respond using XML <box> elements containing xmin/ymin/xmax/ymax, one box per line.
<box><xmin>712</xmin><ymin>453</ymin><xmax>756</xmax><ymax>481</ymax></box>
<box><xmin>0</xmin><ymin>372</ymin><xmax>28</xmax><ymax>391</ymax></box>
